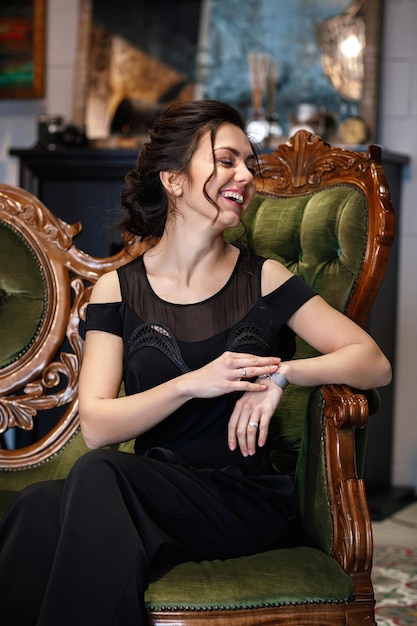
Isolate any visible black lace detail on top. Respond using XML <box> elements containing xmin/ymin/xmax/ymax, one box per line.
<box><xmin>226</xmin><ymin>322</ymin><xmax>272</xmax><ymax>353</ymax></box>
<box><xmin>127</xmin><ymin>322</ymin><xmax>190</xmax><ymax>374</ymax></box>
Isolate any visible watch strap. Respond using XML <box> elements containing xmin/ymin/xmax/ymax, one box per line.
<box><xmin>269</xmin><ymin>371</ymin><xmax>289</xmax><ymax>390</ymax></box>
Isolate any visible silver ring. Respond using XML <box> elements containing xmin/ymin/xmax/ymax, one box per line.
<box><xmin>242</xmin><ymin>368</ymin><xmax>247</xmax><ymax>377</ymax></box>
<box><xmin>248</xmin><ymin>421</ymin><xmax>259</xmax><ymax>429</ymax></box>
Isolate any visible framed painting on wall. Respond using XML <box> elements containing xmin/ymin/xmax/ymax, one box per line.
<box><xmin>81</xmin><ymin>0</ymin><xmax>203</xmax><ymax>140</ymax></box>
<box><xmin>0</xmin><ymin>0</ymin><xmax>46</xmax><ymax>99</ymax></box>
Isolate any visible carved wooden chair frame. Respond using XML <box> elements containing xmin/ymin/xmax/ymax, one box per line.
<box><xmin>145</xmin><ymin>131</ymin><xmax>395</xmax><ymax>625</ymax></box>
<box><xmin>0</xmin><ymin>184</ymin><xmax>144</xmax><ymax>468</ymax></box>
<box><xmin>0</xmin><ymin>131</ymin><xmax>395</xmax><ymax>625</ymax></box>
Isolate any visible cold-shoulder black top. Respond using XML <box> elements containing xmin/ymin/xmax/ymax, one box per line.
<box><xmin>85</xmin><ymin>250</ymin><xmax>316</xmax><ymax>457</ymax></box>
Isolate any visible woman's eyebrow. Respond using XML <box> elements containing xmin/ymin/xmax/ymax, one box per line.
<box><xmin>214</xmin><ymin>146</ymin><xmax>256</xmax><ymax>161</ymax></box>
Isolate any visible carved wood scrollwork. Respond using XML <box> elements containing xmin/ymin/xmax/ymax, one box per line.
<box><xmin>322</xmin><ymin>384</ymin><xmax>373</xmax><ymax>581</ymax></box>
<box><xmin>257</xmin><ymin>131</ymin><xmax>367</xmax><ymax>194</ymax></box>
<box><xmin>0</xmin><ymin>276</ymin><xmax>85</xmax><ymax>433</ymax></box>
<box><xmin>0</xmin><ymin>183</ymin><xmax>144</xmax><ymax>468</ymax></box>
<box><xmin>323</xmin><ymin>383</ymin><xmax>368</xmax><ymax>430</ymax></box>
<box><xmin>334</xmin><ymin>478</ymin><xmax>373</xmax><ymax>575</ymax></box>
<box><xmin>255</xmin><ymin>130</ymin><xmax>395</xmax><ymax>331</ymax></box>
<box><xmin>0</xmin><ymin>188</ymin><xmax>82</xmax><ymax>250</ymax></box>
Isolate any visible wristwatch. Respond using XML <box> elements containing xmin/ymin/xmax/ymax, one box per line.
<box><xmin>269</xmin><ymin>371</ymin><xmax>289</xmax><ymax>390</ymax></box>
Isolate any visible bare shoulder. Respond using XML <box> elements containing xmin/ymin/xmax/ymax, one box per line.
<box><xmin>261</xmin><ymin>258</ymin><xmax>294</xmax><ymax>296</ymax></box>
<box><xmin>89</xmin><ymin>270</ymin><xmax>122</xmax><ymax>304</ymax></box>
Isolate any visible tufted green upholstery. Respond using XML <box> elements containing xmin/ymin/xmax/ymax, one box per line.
<box><xmin>240</xmin><ymin>187</ymin><xmax>367</xmax><ymax>308</ymax></box>
<box><xmin>0</xmin><ymin>221</ymin><xmax>46</xmax><ymax>368</ymax></box>
<box><xmin>226</xmin><ymin>186</ymin><xmax>367</xmax><ymax>471</ymax></box>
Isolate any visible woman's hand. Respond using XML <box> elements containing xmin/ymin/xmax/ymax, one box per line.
<box><xmin>182</xmin><ymin>351</ymin><xmax>280</xmax><ymax>399</ymax></box>
<box><xmin>228</xmin><ymin>379</ymin><xmax>283</xmax><ymax>456</ymax></box>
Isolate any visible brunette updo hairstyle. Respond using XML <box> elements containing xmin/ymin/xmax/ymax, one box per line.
<box><xmin>120</xmin><ymin>100</ymin><xmax>247</xmax><ymax>239</ymax></box>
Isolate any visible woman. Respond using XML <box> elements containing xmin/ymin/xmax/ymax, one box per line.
<box><xmin>0</xmin><ymin>100</ymin><xmax>391</xmax><ymax>625</ymax></box>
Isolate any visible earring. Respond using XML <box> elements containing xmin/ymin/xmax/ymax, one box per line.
<box><xmin>173</xmin><ymin>187</ymin><xmax>182</xmax><ymax>197</ymax></box>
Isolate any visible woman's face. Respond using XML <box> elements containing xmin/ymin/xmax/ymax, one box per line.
<box><xmin>180</xmin><ymin>123</ymin><xmax>257</xmax><ymax>229</ymax></box>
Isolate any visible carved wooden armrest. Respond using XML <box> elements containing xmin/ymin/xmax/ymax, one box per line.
<box><xmin>321</xmin><ymin>384</ymin><xmax>373</xmax><ymax>594</ymax></box>
<box><xmin>323</xmin><ymin>383</ymin><xmax>369</xmax><ymax>430</ymax></box>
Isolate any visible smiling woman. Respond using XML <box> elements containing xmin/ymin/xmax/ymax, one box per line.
<box><xmin>170</xmin><ymin>126</ymin><xmax>258</xmax><ymax>232</ymax></box>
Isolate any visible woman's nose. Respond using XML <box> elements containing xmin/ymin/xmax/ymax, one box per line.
<box><xmin>236</xmin><ymin>162</ymin><xmax>254</xmax><ymax>183</ymax></box>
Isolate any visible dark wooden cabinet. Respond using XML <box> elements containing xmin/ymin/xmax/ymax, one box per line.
<box><xmin>9</xmin><ymin>145</ymin><xmax>412</xmax><ymax>518</ymax></box>
<box><xmin>10</xmin><ymin>147</ymin><xmax>139</xmax><ymax>257</ymax></box>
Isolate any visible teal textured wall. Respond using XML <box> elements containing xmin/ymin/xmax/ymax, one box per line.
<box><xmin>203</xmin><ymin>0</ymin><xmax>353</xmax><ymax>134</ymax></box>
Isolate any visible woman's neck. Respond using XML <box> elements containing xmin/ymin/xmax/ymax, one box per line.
<box><xmin>143</xmin><ymin>233</ymin><xmax>239</xmax><ymax>304</ymax></box>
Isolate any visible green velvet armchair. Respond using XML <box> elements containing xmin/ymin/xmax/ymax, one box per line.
<box><xmin>0</xmin><ymin>131</ymin><xmax>395</xmax><ymax>625</ymax></box>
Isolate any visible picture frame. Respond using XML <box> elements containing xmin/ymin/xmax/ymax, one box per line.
<box><xmin>0</xmin><ymin>0</ymin><xmax>46</xmax><ymax>99</ymax></box>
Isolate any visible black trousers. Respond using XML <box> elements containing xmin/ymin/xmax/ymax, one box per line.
<box><xmin>0</xmin><ymin>449</ymin><xmax>295</xmax><ymax>626</ymax></box>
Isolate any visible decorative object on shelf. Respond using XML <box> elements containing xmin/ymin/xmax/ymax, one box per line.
<box><xmin>36</xmin><ymin>115</ymin><xmax>65</xmax><ymax>149</ymax></box>
<box><xmin>266</xmin><ymin>59</ymin><xmax>283</xmax><ymax>148</ymax></box>
<box><xmin>288</xmin><ymin>103</ymin><xmax>317</xmax><ymax>138</ymax></box>
<box><xmin>339</xmin><ymin>115</ymin><xmax>369</xmax><ymax>145</ymax></box>
<box><xmin>110</xmin><ymin>98</ymin><xmax>165</xmax><ymax>138</ymax></box>
<box><xmin>246</xmin><ymin>53</ymin><xmax>270</xmax><ymax>145</ymax></box>
<box><xmin>289</xmin><ymin>104</ymin><xmax>339</xmax><ymax>142</ymax></box>
<box><xmin>36</xmin><ymin>115</ymin><xmax>88</xmax><ymax>150</ymax></box>
<box><xmin>0</xmin><ymin>0</ymin><xmax>46</xmax><ymax>99</ymax></box>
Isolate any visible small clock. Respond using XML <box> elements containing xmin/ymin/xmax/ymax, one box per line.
<box><xmin>339</xmin><ymin>116</ymin><xmax>368</xmax><ymax>145</ymax></box>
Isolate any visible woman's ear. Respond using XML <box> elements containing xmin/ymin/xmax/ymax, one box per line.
<box><xmin>160</xmin><ymin>171</ymin><xmax>184</xmax><ymax>197</ymax></box>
